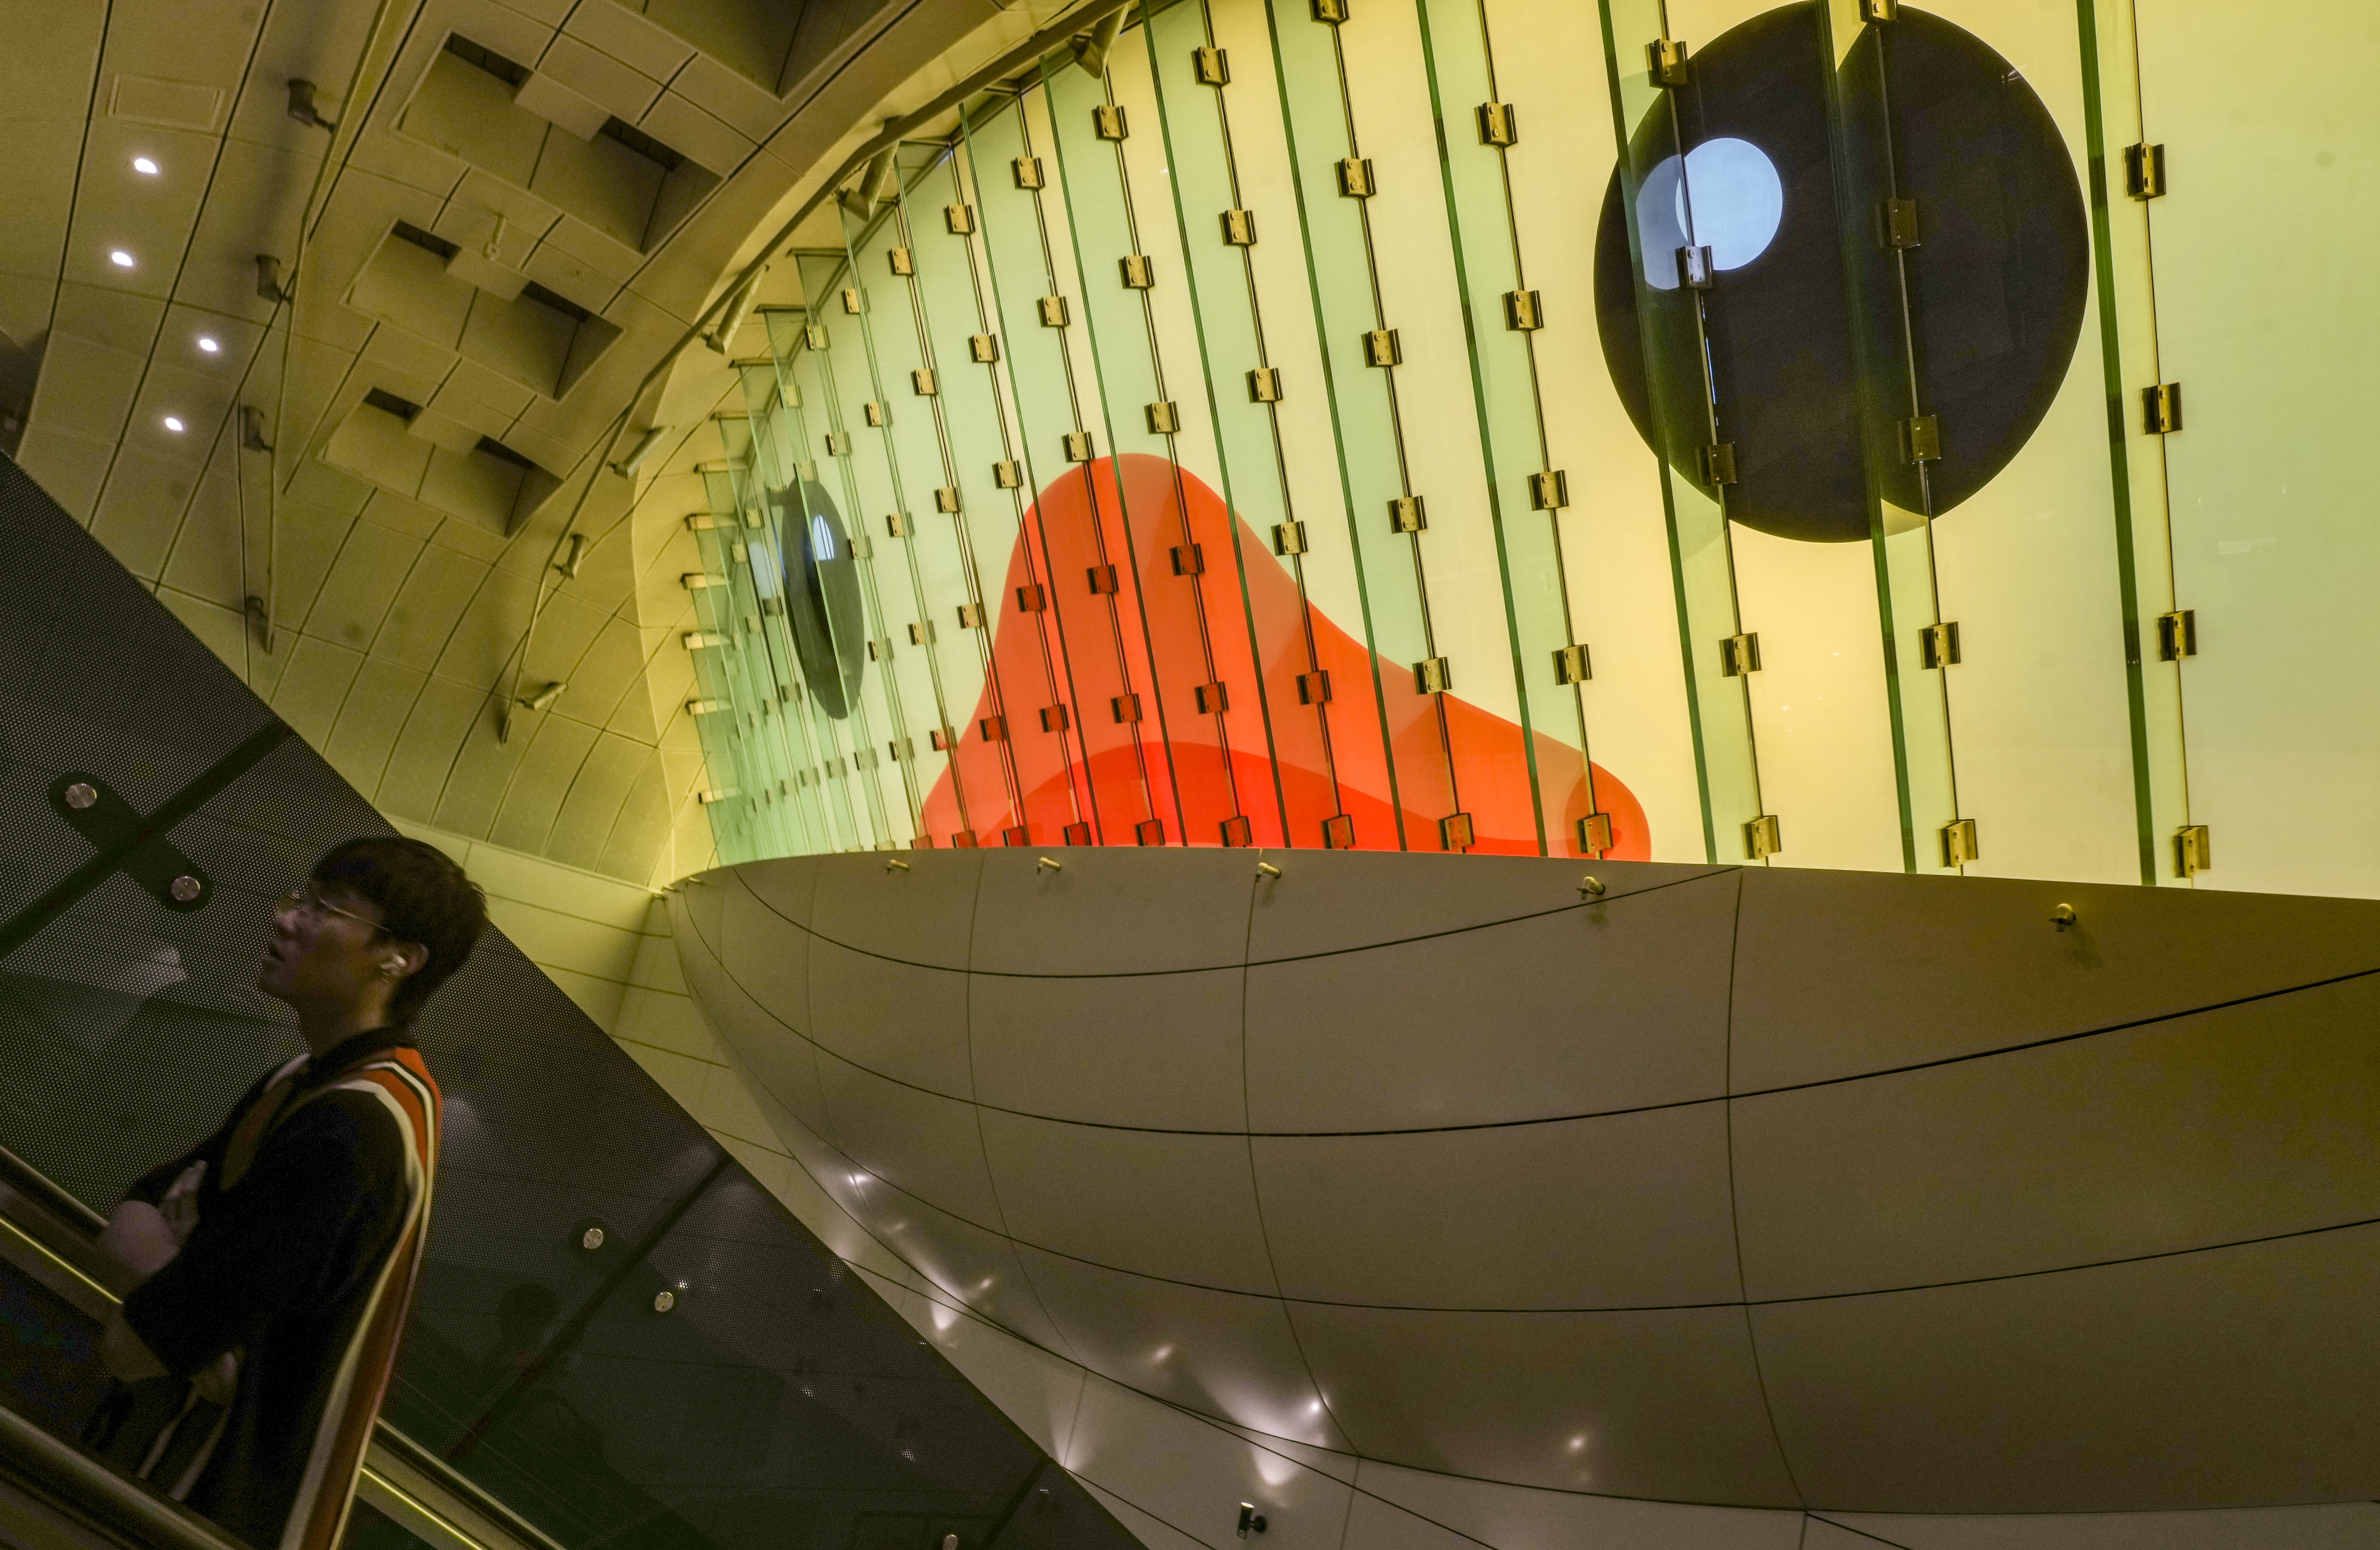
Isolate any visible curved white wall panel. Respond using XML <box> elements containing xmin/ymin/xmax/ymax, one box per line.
<box><xmin>673</xmin><ymin>847</ymin><xmax>2380</xmax><ymax>1533</ymax></box>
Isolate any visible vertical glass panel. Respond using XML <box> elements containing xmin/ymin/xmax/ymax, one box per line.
<box><xmin>1488</xmin><ymin>0</ymin><xmax>1701</xmax><ymax>862</ymax></box>
<box><xmin>964</xmin><ymin>102</ymin><xmax>1160</xmax><ymax>844</ymax></box>
<box><xmin>1657</xmin><ymin>0</ymin><xmax>1901</xmax><ymax>873</ymax></box>
<box><xmin>2075</xmin><ymin>0</ymin><xmax>2189</xmax><ymax>887</ymax></box>
<box><xmin>1877</xmin><ymin>0</ymin><xmax>2141</xmax><ymax>884</ymax></box>
<box><xmin>2135</xmin><ymin>0</ymin><xmax>2380</xmax><ymax>896</ymax></box>
<box><xmin>1191</xmin><ymin>3</ymin><xmax>1395</xmax><ymax>850</ymax></box>
<box><xmin>904</xmin><ymin>152</ymin><xmax>1082</xmax><ymax>844</ymax></box>
<box><xmin>1597</xmin><ymin>0</ymin><xmax>1763</xmax><ymax>862</ymax></box>
<box><xmin>1043</xmin><ymin>56</ymin><xmax>1292</xmax><ymax>849</ymax></box>
<box><xmin>828</xmin><ymin>187</ymin><xmax>1015</xmax><ymax>846</ymax></box>
<box><xmin>1211</xmin><ymin>0</ymin><xmax>1448</xmax><ymax>849</ymax></box>
<box><xmin>835</xmin><ymin>191</ymin><xmax>981</xmax><ymax>842</ymax></box>
<box><xmin>1822</xmin><ymin>0</ymin><xmax>1959</xmax><ymax>876</ymax></box>
<box><xmin>1331</xmin><ymin>0</ymin><xmax>1537</xmax><ymax>854</ymax></box>
<box><xmin>1410</xmin><ymin>0</ymin><xmax>1598</xmax><ymax>858</ymax></box>
<box><xmin>773</xmin><ymin>286</ymin><xmax>914</xmax><ymax>846</ymax></box>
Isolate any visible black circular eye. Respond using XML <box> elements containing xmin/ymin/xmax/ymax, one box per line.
<box><xmin>771</xmin><ymin>480</ymin><xmax>865</xmax><ymax>718</ymax></box>
<box><xmin>1596</xmin><ymin>3</ymin><xmax>2088</xmax><ymax>543</ymax></box>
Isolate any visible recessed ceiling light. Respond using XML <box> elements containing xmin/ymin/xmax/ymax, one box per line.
<box><xmin>108</xmin><ymin>250</ymin><xmax>135</xmax><ymax>269</ymax></box>
<box><xmin>162</xmin><ymin>416</ymin><xmax>185</xmax><ymax>433</ymax></box>
<box><xmin>196</xmin><ymin>336</ymin><xmax>220</xmax><ymax>354</ymax></box>
<box><xmin>132</xmin><ymin>156</ymin><xmax>159</xmax><ymax>176</ymax></box>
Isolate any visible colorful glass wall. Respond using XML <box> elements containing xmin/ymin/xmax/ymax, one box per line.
<box><xmin>686</xmin><ymin>0</ymin><xmax>2375</xmax><ymax>899</ymax></box>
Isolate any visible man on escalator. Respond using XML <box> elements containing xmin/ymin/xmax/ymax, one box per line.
<box><xmin>83</xmin><ymin>837</ymin><xmax>486</xmax><ymax>1550</ymax></box>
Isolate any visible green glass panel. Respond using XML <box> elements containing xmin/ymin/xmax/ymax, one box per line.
<box><xmin>719</xmin><ymin>409</ymin><xmax>864</xmax><ymax>852</ymax></box>
<box><xmin>903</xmin><ymin>151</ymin><xmax>1083</xmax><ymax>843</ymax></box>
<box><xmin>2075</xmin><ymin>0</ymin><xmax>2189</xmax><ymax>885</ymax></box>
<box><xmin>1042</xmin><ymin>53</ymin><xmax>1301</xmax><ymax>849</ymax></box>
<box><xmin>832</xmin><ymin>196</ymin><xmax>986</xmax><ymax>839</ymax></box>
<box><xmin>2135</xmin><ymin>0</ymin><xmax>2380</xmax><ymax>895</ymax></box>
<box><xmin>808</xmin><ymin>199</ymin><xmax>1014</xmax><ymax>842</ymax></box>
<box><xmin>1876</xmin><ymin>0</ymin><xmax>2146</xmax><ymax>885</ymax></box>
<box><xmin>774</xmin><ymin>290</ymin><xmax>910</xmax><ymax>846</ymax></box>
<box><xmin>1320</xmin><ymin>0</ymin><xmax>1537</xmax><ymax>854</ymax></box>
<box><xmin>1594</xmin><ymin>0</ymin><xmax>1761</xmax><ymax>862</ymax></box>
<box><xmin>1817</xmin><ymin>0</ymin><xmax>1961</xmax><ymax>874</ymax></box>
<box><xmin>1481</xmin><ymin>0</ymin><xmax>1702</xmax><ymax>864</ymax></box>
<box><xmin>1409</xmin><ymin>0</ymin><xmax>1595</xmax><ymax>857</ymax></box>
<box><xmin>1245</xmin><ymin>0</ymin><xmax>1459</xmax><ymax>847</ymax></box>
<box><xmin>961</xmin><ymin>101</ymin><xmax>1158</xmax><ymax>844</ymax></box>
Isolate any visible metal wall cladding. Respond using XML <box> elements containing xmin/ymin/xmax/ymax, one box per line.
<box><xmin>686</xmin><ymin>844</ymin><xmax>2380</xmax><ymax>1515</ymax></box>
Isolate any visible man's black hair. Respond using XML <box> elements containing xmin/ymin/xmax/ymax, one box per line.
<box><xmin>312</xmin><ymin>837</ymin><xmax>488</xmax><ymax>1023</ymax></box>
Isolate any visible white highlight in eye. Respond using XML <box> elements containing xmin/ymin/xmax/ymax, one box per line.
<box><xmin>1638</xmin><ymin>137</ymin><xmax>1785</xmax><ymax>289</ymax></box>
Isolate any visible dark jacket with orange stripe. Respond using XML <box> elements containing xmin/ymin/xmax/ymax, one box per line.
<box><xmin>106</xmin><ymin>1030</ymin><xmax>439</xmax><ymax>1550</ymax></box>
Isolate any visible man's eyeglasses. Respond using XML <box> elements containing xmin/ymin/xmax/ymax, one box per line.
<box><xmin>274</xmin><ymin>884</ymin><xmax>382</xmax><ymax>933</ymax></box>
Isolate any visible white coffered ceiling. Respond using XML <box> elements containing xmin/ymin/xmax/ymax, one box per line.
<box><xmin>0</xmin><ymin>0</ymin><xmax>1089</xmax><ymax>887</ymax></box>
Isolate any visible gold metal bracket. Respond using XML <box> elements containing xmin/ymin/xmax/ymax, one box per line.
<box><xmin>1878</xmin><ymin>196</ymin><xmax>1921</xmax><ymax>249</ymax></box>
<box><xmin>1579</xmin><ymin>875</ymin><xmax>1606</xmax><ymax>898</ymax></box>
<box><xmin>1899</xmin><ymin>414</ymin><xmax>1942</xmax><ymax>463</ymax></box>
<box><xmin>1745</xmin><ymin>814</ymin><xmax>1783</xmax><ymax>859</ymax></box>
<box><xmin>1941</xmin><ymin>817</ymin><xmax>1979</xmax><ymax>867</ymax></box>
<box><xmin>2175</xmin><ymin>824</ymin><xmax>2212</xmax><ymax>876</ymax></box>
<box><xmin>1647</xmin><ymin>38</ymin><xmax>1690</xmax><ymax>86</ymax></box>
<box><xmin>2142</xmin><ymin>381</ymin><xmax>2182</xmax><ymax>433</ymax></box>
<box><xmin>1920</xmin><ymin>620</ymin><xmax>1961</xmax><ymax>668</ymax></box>
<box><xmin>1720</xmin><ymin>632</ymin><xmax>1762</xmax><ymax>676</ymax></box>
<box><xmin>886</xmin><ymin>858</ymin><xmax>911</xmax><ymax>872</ymax></box>
<box><xmin>2156</xmin><ymin>608</ymin><xmax>2197</xmax><ymax>660</ymax></box>
<box><xmin>2125</xmin><ymin>142</ymin><xmax>2166</xmax><ymax>199</ymax></box>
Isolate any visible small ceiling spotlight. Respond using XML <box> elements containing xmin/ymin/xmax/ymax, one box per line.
<box><xmin>109</xmin><ymin>249</ymin><xmax>135</xmax><ymax>269</ymax></box>
<box><xmin>1236</xmin><ymin>1504</ymin><xmax>1268</xmax><ymax>1539</ymax></box>
<box><xmin>132</xmin><ymin>156</ymin><xmax>159</xmax><ymax>176</ymax></box>
<box><xmin>607</xmin><ymin>424</ymin><xmax>668</xmax><ymax>478</ymax></box>
<box><xmin>196</xmin><ymin>335</ymin><xmax>220</xmax><ymax>355</ymax></box>
<box><xmin>162</xmin><ymin>416</ymin><xmax>185</xmax><ymax>434</ymax></box>
<box><xmin>516</xmin><ymin>681</ymin><xmax>567</xmax><ymax>712</ymax></box>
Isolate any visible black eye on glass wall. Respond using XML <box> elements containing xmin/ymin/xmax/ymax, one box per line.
<box><xmin>1595</xmin><ymin>3</ymin><xmax>2088</xmax><ymax>543</ymax></box>
<box><xmin>768</xmin><ymin>479</ymin><xmax>865</xmax><ymax>718</ymax></box>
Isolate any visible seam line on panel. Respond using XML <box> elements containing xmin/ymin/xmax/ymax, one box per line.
<box><xmin>1723</xmin><ymin>872</ymin><xmax>1805</xmax><ymax>1503</ymax></box>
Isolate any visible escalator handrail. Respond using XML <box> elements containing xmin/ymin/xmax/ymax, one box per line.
<box><xmin>0</xmin><ymin>1401</ymin><xmax>248</xmax><ymax>1550</ymax></box>
<box><xmin>0</xmin><ymin>1140</ymin><xmax>107</xmax><ymax>1234</ymax></box>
